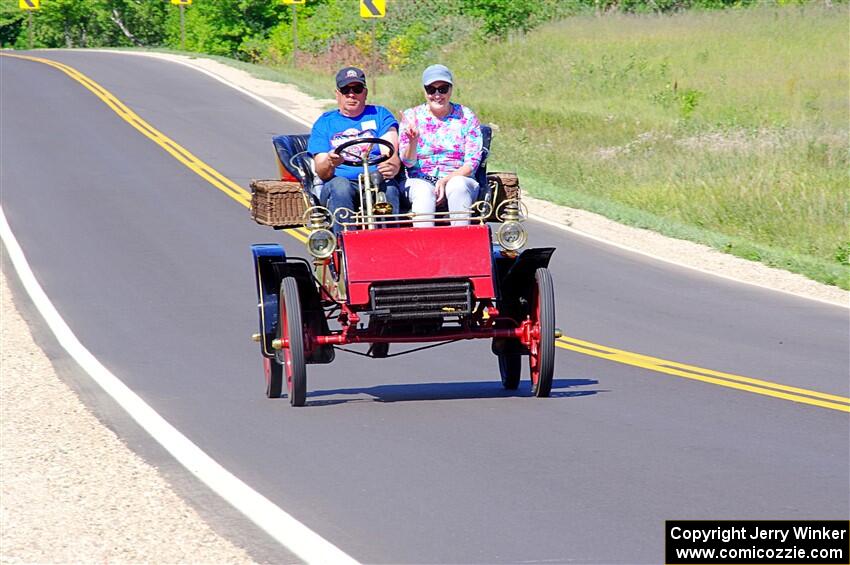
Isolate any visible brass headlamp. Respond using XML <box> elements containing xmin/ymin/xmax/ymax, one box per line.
<box><xmin>495</xmin><ymin>200</ymin><xmax>527</xmax><ymax>252</ymax></box>
<box><xmin>303</xmin><ymin>206</ymin><xmax>336</xmax><ymax>259</ymax></box>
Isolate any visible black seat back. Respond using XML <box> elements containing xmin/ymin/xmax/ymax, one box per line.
<box><xmin>272</xmin><ymin>134</ymin><xmax>313</xmax><ymax>184</ymax></box>
<box><xmin>475</xmin><ymin>124</ymin><xmax>493</xmax><ymax>206</ymax></box>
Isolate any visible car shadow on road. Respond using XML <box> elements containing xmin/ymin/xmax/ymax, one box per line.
<box><xmin>305</xmin><ymin>378</ymin><xmax>603</xmax><ymax>405</ymax></box>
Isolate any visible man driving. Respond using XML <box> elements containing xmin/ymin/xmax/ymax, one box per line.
<box><xmin>308</xmin><ymin>66</ymin><xmax>402</xmax><ymax>232</ymax></box>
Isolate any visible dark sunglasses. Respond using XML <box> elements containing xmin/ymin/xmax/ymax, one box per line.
<box><xmin>338</xmin><ymin>83</ymin><xmax>365</xmax><ymax>95</ymax></box>
<box><xmin>424</xmin><ymin>84</ymin><xmax>451</xmax><ymax>95</ymax></box>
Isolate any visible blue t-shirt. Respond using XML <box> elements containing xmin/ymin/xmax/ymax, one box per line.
<box><xmin>308</xmin><ymin>105</ymin><xmax>398</xmax><ymax>181</ymax></box>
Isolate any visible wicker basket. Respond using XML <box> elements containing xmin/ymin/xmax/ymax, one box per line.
<box><xmin>486</xmin><ymin>172</ymin><xmax>521</xmax><ymax>222</ymax></box>
<box><xmin>250</xmin><ymin>179</ymin><xmax>309</xmax><ymax>228</ymax></box>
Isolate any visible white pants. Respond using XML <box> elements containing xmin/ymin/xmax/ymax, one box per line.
<box><xmin>405</xmin><ymin>176</ymin><xmax>480</xmax><ymax>227</ymax></box>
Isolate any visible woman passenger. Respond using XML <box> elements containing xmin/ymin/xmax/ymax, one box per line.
<box><xmin>399</xmin><ymin>64</ymin><xmax>483</xmax><ymax>227</ymax></box>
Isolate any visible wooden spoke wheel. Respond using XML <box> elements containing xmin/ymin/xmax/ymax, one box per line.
<box><xmin>529</xmin><ymin>268</ymin><xmax>555</xmax><ymax>397</ymax></box>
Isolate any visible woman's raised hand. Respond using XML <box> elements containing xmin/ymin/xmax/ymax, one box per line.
<box><xmin>401</xmin><ymin>111</ymin><xmax>419</xmax><ymax>143</ymax></box>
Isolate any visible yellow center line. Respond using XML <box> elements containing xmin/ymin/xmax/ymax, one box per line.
<box><xmin>8</xmin><ymin>53</ymin><xmax>847</xmax><ymax>413</ymax></box>
<box><xmin>557</xmin><ymin>338</ymin><xmax>849</xmax><ymax>412</ymax></box>
<box><xmin>2</xmin><ymin>53</ymin><xmax>304</xmax><ymax>242</ymax></box>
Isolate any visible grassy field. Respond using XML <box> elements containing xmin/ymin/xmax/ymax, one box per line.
<box><xmin>398</xmin><ymin>5</ymin><xmax>850</xmax><ymax>287</ymax></box>
<box><xmin>207</xmin><ymin>4</ymin><xmax>850</xmax><ymax>288</ymax></box>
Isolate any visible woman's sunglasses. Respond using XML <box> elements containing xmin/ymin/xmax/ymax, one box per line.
<box><xmin>424</xmin><ymin>84</ymin><xmax>451</xmax><ymax>95</ymax></box>
<box><xmin>338</xmin><ymin>84</ymin><xmax>365</xmax><ymax>95</ymax></box>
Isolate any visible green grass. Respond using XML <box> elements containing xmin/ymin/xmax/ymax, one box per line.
<box><xmin>398</xmin><ymin>4</ymin><xmax>850</xmax><ymax>288</ymax></box>
<box><xmin>141</xmin><ymin>4</ymin><xmax>850</xmax><ymax>288</ymax></box>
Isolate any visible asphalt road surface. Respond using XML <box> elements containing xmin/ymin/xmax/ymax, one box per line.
<box><xmin>2</xmin><ymin>51</ymin><xmax>848</xmax><ymax>564</ymax></box>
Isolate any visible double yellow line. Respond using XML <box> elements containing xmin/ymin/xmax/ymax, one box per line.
<box><xmin>6</xmin><ymin>52</ymin><xmax>848</xmax><ymax>413</ymax></box>
<box><xmin>2</xmin><ymin>53</ymin><xmax>309</xmax><ymax>242</ymax></box>
<box><xmin>557</xmin><ymin>337</ymin><xmax>849</xmax><ymax>412</ymax></box>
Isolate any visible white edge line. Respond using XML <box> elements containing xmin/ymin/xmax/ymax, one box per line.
<box><xmin>81</xmin><ymin>50</ymin><xmax>847</xmax><ymax>310</ymax></box>
<box><xmin>529</xmin><ymin>212</ymin><xmax>850</xmax><ymax>310</ymax></box>
<box><xmin>0</xmin><ymin>206</ymin><xmax>359</xmax><ymax>565</ymax></box>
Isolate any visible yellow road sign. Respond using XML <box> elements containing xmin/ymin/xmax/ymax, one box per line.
<box><xmin>171</xmin><ymin>0</ymin><xmax>191</xmax><ymax>4</ymax></box>
<box><xmin>19</xmin><ymin>0</ymin><xmax>40</xmax><ymax>10</ymax></box>
<box><xmin>282</xmin><ymin>0</ymin><xmax>305</xmax><ymax>4</ymax></box>
<box><xmin>360</xmin><ymin>0</ymin><xmax>385</xmax><ymax>18</ymax></box>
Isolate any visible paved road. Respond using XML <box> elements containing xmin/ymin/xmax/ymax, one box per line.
<box><xmin>2</xmin><ymin>51</ymin><xmax>847</xmax><ymax>564</ymax></box>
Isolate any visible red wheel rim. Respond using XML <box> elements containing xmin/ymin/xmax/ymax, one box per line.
<box><xmin>281</xmin><ymin>300</ymin><xmax>294</xmax><ymax>394</ymax></box>
<box><xmin>529</xmin><ymin>284</ymin><xmax>541</xmax><ymax>387</ymax></box>
<box><xmin>263</xmin><ymin>357</ymin><xmax>272</xmax><ymax>387</ymax></box>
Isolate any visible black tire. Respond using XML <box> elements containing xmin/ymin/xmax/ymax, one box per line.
<box><xmin>530</xmin><ymin>268</ymin><xmax>555</xmax><ymax>397</ymax></box>
<box><xmin>369</xmin><ymin>342</ymin><xmax>390</xmax><ymax>358</ymax></box>
<box><xmin>281</xmin><ymin>277</ymin><xmax>307</xmax><ymax>407</ymax></box>
<box><xmin>498</xmin><ymin>353</ymin><xmax>521</xmax><ymax>390</ymax></box>
<box><xmin>264</xmin><ymin>356</ymin><xmax>283</xmax><ymax>398</ymax></box>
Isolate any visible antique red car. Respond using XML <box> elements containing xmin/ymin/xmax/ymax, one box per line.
<box><xmin>251</xmin><ymin>128</ymin><xmax>556</xmax><ymax>406</ymax></box>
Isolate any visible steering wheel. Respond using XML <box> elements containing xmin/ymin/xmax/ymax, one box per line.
<box><xmin>334</xmin><ymin>137</ymin><xmax>394</xmax><ymax>167</ymax></box>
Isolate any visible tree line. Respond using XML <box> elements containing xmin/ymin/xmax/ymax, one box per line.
<box><xmin>1</xmin><ymin>0</ymin><xmax>769</xmax><ymax>71</ymax></box>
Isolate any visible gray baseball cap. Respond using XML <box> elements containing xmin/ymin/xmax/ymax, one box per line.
<box><xmin>422</xmin><ymin>64</ymin><xmax>453</xmax><ymax>86</ymax></box>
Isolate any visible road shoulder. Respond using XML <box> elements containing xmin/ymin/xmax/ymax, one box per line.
<box><xmin>0</xmin><ymin>266</ymin><xmax>260</xmax><ymax>563</ymax></box>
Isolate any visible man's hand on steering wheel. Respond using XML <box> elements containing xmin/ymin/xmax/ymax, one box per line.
<box><xmin>326</xmin><ymin>151</ymin><xmax>343</xmax><ymax>168</ymax></box>
<box><xmin>377</xmin><ymin>157</ymin><xmax>401</xmax><ymax>179</ymax></box>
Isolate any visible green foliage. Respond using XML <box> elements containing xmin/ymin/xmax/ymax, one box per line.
<box><xmin>0</xmin><ymin>0</ymin><xmax>167</xmax><ymax>48</ymax></box>
<box><xmin>597</xmin><ymin>0</ymin><xmax>758</xmax><ymax>11</ymax></box>
<box><xmin>106</xmin><ymin>0</ymin><xmax>168</xmax><ymax>46</ymax></box>
<box><xmin>836</xmin><ymin>242</ymin><xmax>850</xmax><ymax>266</ymax></box>
<box><xmin>0</xmin><ymin>0</ymin><xmax>812</xmax><ymax>60</ymax></box>
<box><xmin>367</xmin><ymin>3</ymin><xmax>850</xmax><ymax>287</ymax></box>
<box><xmin>460</xmin><ymin>0</ymin><xmax>540</xmax><ymax>35</ymax></box>
<box><xmin>165</xmin><ymin>0</ymin><xmax>287</xmax><ymax>56</ymax></box>
<box><xmin>20</xmin><ymin>0</ymin><xmax>104</xmax><ymax>48</ymax></box>
<box><xmin>0</xmin><ymin>2</ymin><xmax>25</xmax><ymax>47</ymax></box>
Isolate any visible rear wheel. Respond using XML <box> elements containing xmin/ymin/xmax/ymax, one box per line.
<box><xmin>529</xmin><ymin>268</ymin><xmax>555</xmax><ymax>397</ymax></box>
<box><xmin>498</xmin><ymin>353</ymin><xmax>521</xmax><ymax>390</ymax></box>
<box><xmin>264</xmin><ymin>356</ymin><xmax>283</xmax><ymax>398</ymax></box>
<box><xmin>369</xmin><ymin>342</ymin><xmax>390</xmax><ymax>358</ymax></box>
<box><xmin>280</xmin><ymin>277</ymin><xmax>307</xmax><ymax>407</ymax></box>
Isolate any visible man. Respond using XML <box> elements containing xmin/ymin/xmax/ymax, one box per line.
<box><xmin>308</xmin><ymin>66</ymin><xmax>402</xmax><ymax>232</ymax></box>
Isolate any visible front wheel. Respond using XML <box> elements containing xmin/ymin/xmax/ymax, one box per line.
<box><xmin>280</xmin><ymin>277</ymin><xmax>307</xmax><ymax>407</ymax></box>
<box><xmin>529</xmin><ymin>268</ymin><xmax>555</xmax><ymax>397</ymax></box>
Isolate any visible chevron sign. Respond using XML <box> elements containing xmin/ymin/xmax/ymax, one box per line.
<box><xmin>360</xmin><ymin>0</ymin><xmax>385</xmax><ymax>18</ymax></box>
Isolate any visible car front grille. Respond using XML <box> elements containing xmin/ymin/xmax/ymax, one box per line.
<box><xmin>369</xmin><ymin>280</ymin><xmax>472</xmax><ymax>320</ymax></box>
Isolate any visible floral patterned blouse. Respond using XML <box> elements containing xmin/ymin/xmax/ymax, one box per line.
<box><xmin>399</xmin><ymin>103</ymin><xmax>483</xmax><ymax>180</ymax></box>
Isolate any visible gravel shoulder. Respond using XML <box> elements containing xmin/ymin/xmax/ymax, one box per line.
<box><xmin>0</xmin><ymin>269</ymin><xmax>255</xmax><ymax>564</ymax></box>
<box><xmin>2</xmin><ymin>50</ymin><xmax>847</xmax><ymax>565</ymax></box>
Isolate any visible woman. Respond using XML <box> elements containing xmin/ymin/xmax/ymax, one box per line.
<box><xmin>399</xmin><ymin>64</ymin><xmax>483</xmax><ymax>227</ymax></box>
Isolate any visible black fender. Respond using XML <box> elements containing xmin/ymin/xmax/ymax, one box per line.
<box><xmin>492</xmin><ymin>247</ymin><xmax>556</xmax><ymax>355</ymax></box>
<box><xmin>252</xmin><ymin>244</ymin><xmax>287</xmax><ymax>358</ymax></box>
<box><xmin>251</xmin><ymin>245</ymin><xmax>333</xmax><ymax>364</ymax></box>
<box><xmin>496</xmin><ymin>247</ymin><xmax>556</xmax><ymax>298</ymax></box>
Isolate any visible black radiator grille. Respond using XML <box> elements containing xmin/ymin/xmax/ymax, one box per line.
<box><xmin>369</xmin><ymin>280</ymin><xmax>472</xmax><ymax>320</ymax></box>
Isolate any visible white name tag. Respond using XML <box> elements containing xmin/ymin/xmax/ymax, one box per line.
<box><xmin>361</xmin><ymin>120</ymin><xmax>377</xmax><ymax>131</ymax></box>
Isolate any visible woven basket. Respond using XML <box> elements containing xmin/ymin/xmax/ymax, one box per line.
<box><xmin>486</xmin><ymin>172</ymin><xmax>521</xmax><ymax>222</ymax></box>
<box><xmin>250</xmin><ymin>179</ymin><xmax>309</xmax><ymax>228</ymax></box>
